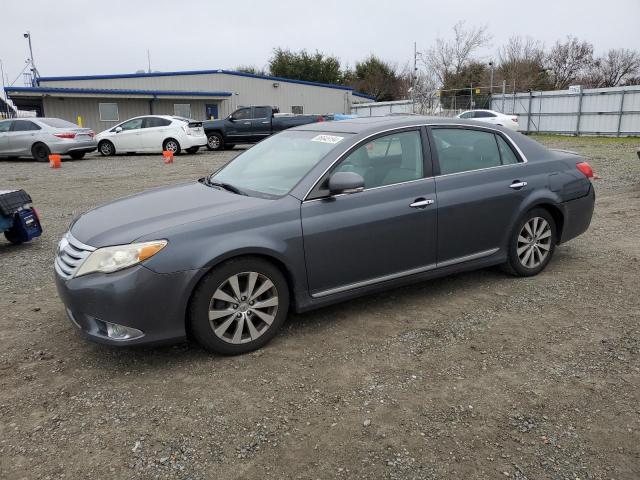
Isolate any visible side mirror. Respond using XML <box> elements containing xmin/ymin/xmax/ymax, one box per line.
<box><xmin>115</xmin><ymin>126</ymin><xmax>123</xmax><ymax>133</ymax></box>
<box><xmin>328</xmin><ymin>171</ymin><xmax>365</xmax><ymax>195</ymax></box>
<box><xmin>228</xmin><ymin>116</ymin><xmax>236</xmax><ymax>122</ymax></box>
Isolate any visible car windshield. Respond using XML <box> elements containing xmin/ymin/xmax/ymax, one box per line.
<box><xmin>210</xmin><ymin>130</ymin><xmax>352</xmax><ymax>197</ymax></box>
<box><xmin>39</xmin><ymin>118</ymin><xmax>78</xmax><ymax>128</ymax></box>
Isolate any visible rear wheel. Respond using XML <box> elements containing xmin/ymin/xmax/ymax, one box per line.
<box><xmin>189</xmin><ymin>257</ymin><xmax>289</xmax><ymax>355</ymax></box>
<box><xmin>186</xmin><ymin>147</ymin><xmax>199</xmax><ymax>154</ymax></box>
<box><xmin>206</xmin><ymin>133</ymin><xmax>224</xmax><ymax>151</ymax></box>
<box><xmin>503</xmin><ymin>208</ymin><xmax>557</xmax><ymax>277</ymax></box>
<box><xmin>69</xmin><ymin>151</ymin><xmax>86</xmax><ymax>160</ymax></box>
<box><xmin>31</xmin><ymin>143</ymin><xmax>50</xmax><ymax>162</ymax></box>
<box><xmin>163</xmin><ymin>138</ymin><xmax>181</xmax><ymax>155</ymax></box>
<box><xmin>98</xmin><ymin>140</ymin><xmax>115</xmax><ymax>156</ymax></box>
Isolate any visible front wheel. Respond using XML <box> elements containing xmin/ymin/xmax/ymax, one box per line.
<box><xmin>186</xmin><ymin>147</ymin><xmax>199</xmax><ymax>154</ymax></box>
<box><xmin>189</xmin><ymin>257</ymin><xmax>289</xmax><ymax>355</ymax></box>
<box><xmin>206</xmin><ymin>133</ymin><xmax>224</xmax><ymax>151</ymax></box>
<box><xmin>503</xmin><ymin>208</ymin><xmax>557</xmax><ymax>277</ymax></box>
<box><xmin>98</xmin><ymin>140</ymin><xmax>115</xmax><ymax>157</ymax></box>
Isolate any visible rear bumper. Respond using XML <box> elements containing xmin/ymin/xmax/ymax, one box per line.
<box><xmin>181</xmin><ymin>135</ymin><xmax>207</xmax><ymax>149</ymax></box>
<box><xmin>50</xmin><ymin>140</ymin><xmax>98</xmax><ymax>155</ymax></box>
<box><xmin>55</xmin><ymin>264</ymin><xmax>201</xmax><ymax>346</ymax></box>
<box><xmin>558</xmin><ymin>184</ymin><xmax>595</xmax><ymax>244</ymax></box>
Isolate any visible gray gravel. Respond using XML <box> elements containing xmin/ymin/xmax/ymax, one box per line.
<box><xmin>0</xmin><ymin>136</ymin><xmax>639</xmax><ymax>479</ymax></box>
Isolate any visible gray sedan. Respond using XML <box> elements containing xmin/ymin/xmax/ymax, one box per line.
<box><xmin>0</xmin><ymin>117</ymin><xmax>97</xmax><ymax>161</ymax></box>
<box><xmin>54</xmin><ymin>116</ymin><xmax>595</xmax><ymax>355</ymax></box>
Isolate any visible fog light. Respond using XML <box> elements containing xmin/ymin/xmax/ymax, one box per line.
<box><xmin>105</xmin><ymin>321</ymin><xmax>143</xmax><ymax>340</ymax></box>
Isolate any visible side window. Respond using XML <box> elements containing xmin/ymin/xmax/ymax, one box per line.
<box><xmin>254</xmin><ymin>107</ymin><xmax>271</xmax><ymax>119</ymax></box>
<box><xmin>291</xmin><ymin>106</ymin><xmax>304</xmax><ymax>115</ymax></box>
<box><xmin>0</xmin><ymin>121</ymin><xmax>13</xmax><ymax>132</ymax></box>
<box><xmin>99</xmin><ymin>103</ymin><xmax>119</xmax><ymax>122</ymax></box>
<box><xmin>10</xmin><ymin>120</ymin><xmax>40</xmax><ymax>132</ymax></box>
<box><xmin>232</xmin><ymin>108</ymin><xmax>251</xmax><ymax>120</ymax></box>
<box><xmin>473</xmin><ymin>111</ymin><xmax>494</xmax><ymax>118</ymax></box>
<box><xmin>120</xmin><ymin>118</ymin><xmax>143</xmax><ymax>131</ymax></box>
<box><xmin>143</xmin><ymin>117</ymin><xmax>171</xmax><ymax>128</ymax></box>
<box><xmin>333</xmin><ymin>130</ymin><xmax>424</xmax><ymax>189</ymax></box>
<box><xmin>496</xmin><ymin>135</ymin><xmax>520</xmax><ymax>165</ymax></box>
<box><xmin>432</xmin><ymin>128</ymin><xmax>501</xmax><ymax>175</ymax></box>
<box><xmin>460</xmin><ymin>112</ymin><xmax>473</xmax><ymax>119</ymax></box>
<box><xmin>173</xmin><ymin>104</ymin><xmax>191</xmax><ymax>119</ymax></box>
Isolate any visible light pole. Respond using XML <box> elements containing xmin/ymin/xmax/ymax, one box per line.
<box><xmin>488</xmin><ymin>61</ymin><xmax>494</xmax><ymax>94</ymax></box>
<box><xmin>23</xmin><ymin>31</ymin><xmax>39</xmax><ymax>83</ymax></box>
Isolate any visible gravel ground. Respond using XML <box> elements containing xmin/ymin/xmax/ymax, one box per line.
<box><xmin>0</xmin><ymin>136</ymin><xmax>639</xmax><ymax>479</ymax></box>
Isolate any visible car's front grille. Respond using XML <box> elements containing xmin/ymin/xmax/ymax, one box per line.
<box><xmin>54</xmin><ymin>232</ymin><xmax>95</xmax><ymax>280</ymax></box>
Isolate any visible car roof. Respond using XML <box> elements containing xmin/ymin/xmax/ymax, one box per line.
<box><xmin>293</xmin><ymin>115</ymin><xmax>497</xmax><ymax>134</ymax></box>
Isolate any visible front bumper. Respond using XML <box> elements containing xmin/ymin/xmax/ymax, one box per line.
<box><xmin>55</xmin><ymin>264</ymin><xmax>202</xmax><ymax>346</ymax></box>
<box><xmin>50</xmin><ymin>139</ymin><xmax>98</xmax><ymax>155</ymax></box>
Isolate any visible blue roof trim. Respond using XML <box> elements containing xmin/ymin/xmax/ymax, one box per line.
<box><xmin>37</xmin><ymin>69</ymin><xmax>373</xmax><ymax>98</ymax></box>
<box><xmin>5</xmin><ymin>86</ymin><xmax>232</xmax><ymax>97</ymax></box>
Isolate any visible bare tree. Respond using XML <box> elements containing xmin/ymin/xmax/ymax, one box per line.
<box><xmin>588</xmin><ymin>49</ymin><xmax>640</xmax><ymax>87</ymax></box>
<box><xmin>546</xmin><ymin>37</ymin><xmax>594</xmax><ymax>89</ymax></box>
<box><xmin>421</xmin><ymin>21</ymin><xmax>492</xmax><ymax>86</ymax></box>
<box><xmin>498</xmin><ymin>36</ymin><xmax>549</xmax><ymax>91</ymax></box>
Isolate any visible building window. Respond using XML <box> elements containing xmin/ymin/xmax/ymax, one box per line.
<box><xmin>291</xmin><ymin>105</ymin><xmax>303</xmax><ymax>114</ymax></box>
<box><xmin>99</xmin><ymin>103</ymin><xmax>119</xmax><ymax>122</ymax></box>
<box><xmin>174</xmin><ymin>104</ymin><xmax>191</xmax><ymax>118</ymax></box>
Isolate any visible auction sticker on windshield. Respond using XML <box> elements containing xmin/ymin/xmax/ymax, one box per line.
<box><xmin>311</xmin><ymin>134</ymin><xmax>344</xmax><ymax>144</ymax></box>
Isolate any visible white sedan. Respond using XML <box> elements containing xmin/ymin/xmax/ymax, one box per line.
<box><xmin>96</xmin><ymin>115</ymin><xmax>207</xmax><ymax>156</ymax></box>
<box><xmin>456</xmin><ymin>110</ymin><xmax>520</xmax><ymax>131</ymax></box>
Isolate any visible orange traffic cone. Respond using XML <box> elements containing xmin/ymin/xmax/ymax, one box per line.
<box><xmin>162</xmin><ymin>150</ymin><xmax>174</xmax><ymax>164</ymax></box>
<box><xmin>49</xmin><ymin>154</ymin><xmax>61</xmax><ymax>168</ymax></box>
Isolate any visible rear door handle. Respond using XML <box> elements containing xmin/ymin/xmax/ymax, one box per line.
<box><xmin>410</xmin><ymin>198</ymin><xmax>434</xmax><ymax>209</ymax></box>
<box><xmin>261</xmin><ymin>121</ymin><xmax>270</xmax><ymax>124</ymax></box>
<box><xmin>509</xmin><ymin>181</ymin><xmax>527</xmax><ymax>190</ymax></box>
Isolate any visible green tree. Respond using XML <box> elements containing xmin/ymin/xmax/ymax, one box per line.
<box><xmin>346</xmin><ymin>55</ymin><xmax>403</xmax><ymax>101</ymax></box>
<box><xmin>268</xmin><ymin>48</ymin><xmax>342</xmax><ymax>84</ymax></box>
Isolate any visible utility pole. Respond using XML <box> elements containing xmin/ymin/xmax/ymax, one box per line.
<box><xmin>147</xmin><ymin>49</ymin><xmax>151</xmax><ymax>74</ymax></box>
<box><xmin>412</xmin><ymin>41</ymin><xmax>417</xmax><ymax>113</ymax></box>
<box><xmin>488</xmin><ymin>61</ymin><xmax>494</xmax><ymax>94</ymax></box>
<box><xmin>23</xmin><ymin>31</ymin><xmax>39</xmax><ymax>83</ymax></box>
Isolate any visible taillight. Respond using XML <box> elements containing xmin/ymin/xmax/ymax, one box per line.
<box><xmin>88</xmin><ymin>130</ymin><xmax>95</xmax><ymax>138</ymax></box>
<box><xmin>317</xmin><ymin>116</ymin><xmax>324</xmax><ymax>122</ymax></box>
<box><xmin>54</xmin><ymin>132</ymin><xmax>76</xmax><ymax>139</ymax></box>
<box><xmin>576</xmin><ymin>161</ymin><xmax>594</xmax><ymax>179</ymax></box>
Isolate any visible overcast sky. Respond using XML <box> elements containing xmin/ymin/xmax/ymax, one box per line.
<box><xmin>1</xmin><ymin>0</ymin><xmax>638</xmax><ymax>85</ymax></box>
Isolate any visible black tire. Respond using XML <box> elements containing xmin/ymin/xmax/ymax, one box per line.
<box><xmin>4</xmin><ymin>229</ymin><xmax>24</xmax><ymax>245</ymax></box>
<box><xmin>31</xmin><ymin>143</ymin><xmax>50</xmax><ymax>162</ymax></box>
<box><xmin>224</xmin><ymin>144</ymin><xmax>236</xmax><ymax>150</ymax></box>
<box><xmin>189</xmin><ymin>257</ymin><xmax>290</xmax><ymax>355</ymax></box>
<box><xmin>503</xmin><ymin>207</ymin><xmax>557</xmax><ymax>277</ymax></box>
<box><xmin>69</xmin><ymin>151</ymin><xmax>85</xmax><ymax>160</ymax></box>
<box><xmin>163</xmin><ymin>138</ymin><xmax>181</xmax><ymax>155</ymax></box>
<box><xmin>98</xmin><ymin>140</ymin><xmax>115</xmax><ymax>157</ymax></box>
<box><xmin>186</xmin><ymin>147</ymin><xmax>199</xmax><ymax>154</ymax></box>
<box><xmin>206</xmin><ymin>132</ymin><xmax>224</xmax><ymax>151</ymax></box>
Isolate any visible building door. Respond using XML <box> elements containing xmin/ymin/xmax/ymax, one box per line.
<box><xmin>205</xmin><ymin>104</ymin><xmax>218</xmax><ymax>120</ymax></box>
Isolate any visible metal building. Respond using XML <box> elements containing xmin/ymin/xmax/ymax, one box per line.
<box><xmin>4</xmin><ymin>69</ymin><xmax>374</xmax><ymax>131</ymax></box>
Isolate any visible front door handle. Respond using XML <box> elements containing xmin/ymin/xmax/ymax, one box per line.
<box><xmin>261</xmin><ymin>121</ymin><xmax>270</xmax><ymax>124</ymax></box>
<box><xmin>509</xmin><ymin>181</ymin><xmax>528</xmax><ymax>190</ymax></box>
<box><xmin>410</xmin><ymin>198</ymin><xmax>434</xmax><ymax>209</ymax></box>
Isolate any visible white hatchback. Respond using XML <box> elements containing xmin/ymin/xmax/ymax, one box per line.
<box><xmin>96</xmin><ymin>115</ymin><xmax>207</xmax><ymax>156</ymax></box>
<box><xmin>456</xmin><ymin>110</ymin><xmax>520</xmax><ymax>131</ymax></box>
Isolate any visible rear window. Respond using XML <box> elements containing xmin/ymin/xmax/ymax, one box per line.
<box><xmin>39</xmin><ymin>118</ymin><xmax>78</xmax><ymax>128</ymax></box>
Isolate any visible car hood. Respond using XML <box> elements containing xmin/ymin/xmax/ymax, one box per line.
<box><xmin>70</xmin><ymin>181</ymin><xmax>270</xmax><ymax>247</ymax></box>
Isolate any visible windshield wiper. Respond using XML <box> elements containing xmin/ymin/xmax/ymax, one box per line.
<box><xmin>204</xmin><ymin>177</ymin><xmax>247</xmax><ymax>196</ymax></box>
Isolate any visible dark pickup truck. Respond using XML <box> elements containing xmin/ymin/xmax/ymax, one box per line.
<box><xmin>203</xmin><ymin>106</ymin><xmax>323</xmax><ymax>151</ymax></box>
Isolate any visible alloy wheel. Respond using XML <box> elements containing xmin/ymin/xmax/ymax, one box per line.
<box><xmin>165</xmin><ymin>140</ymin><xmax>178</xmax><ymax>152</ymax></box>
<box><xmin>517</xmin><ymin>217</ymin><xmax>552</xmax><ymax>268</ymax></box>
<box><xmin>100</xmin><ymin>142</ymin><xmax>113</xmax><ymax>155</ymax></box>
<box><xmin>208</xmin><ymin>135</ymin><xmax>220</xmax><ymax>149</ymax></box>
<box><xmin>208</xmin><ymin>271</ymin><xmax>279</xmax><ymax>344</ymax></box>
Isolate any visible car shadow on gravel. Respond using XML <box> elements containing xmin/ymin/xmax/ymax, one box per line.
<box><xmin>67</xmin><ymin>266</ymin><xmax>512</xmax><ymax>369</ymax></box>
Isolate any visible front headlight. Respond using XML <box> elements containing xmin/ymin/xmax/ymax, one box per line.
<box><xmin>75</xmin><ymin>240</ymin><xmax>167</xmax><ymax>277</ymax></box>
